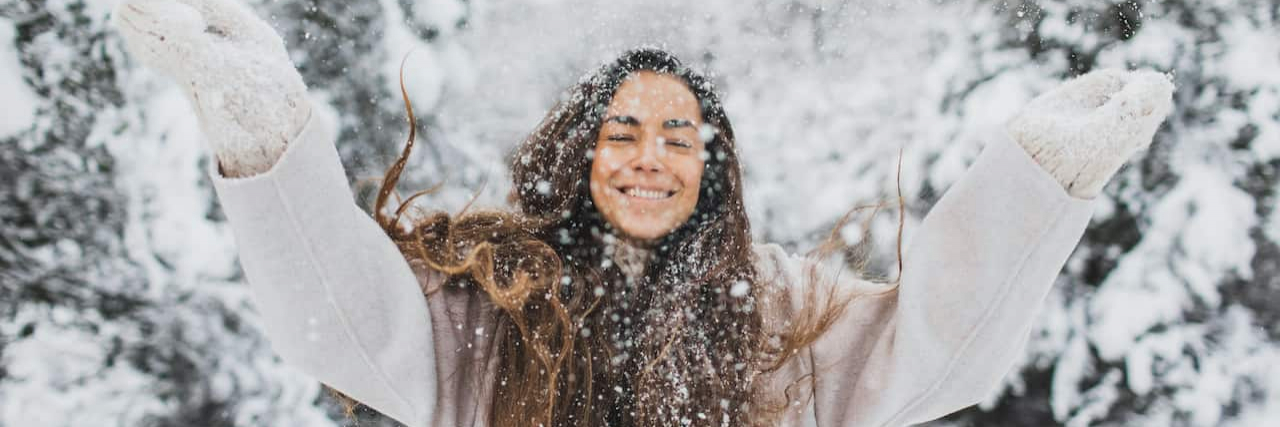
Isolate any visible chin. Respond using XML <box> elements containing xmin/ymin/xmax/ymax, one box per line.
<box><xmin>615</xmin><ymin>221</ymin><xmax>675</xmax><ymax>242</ymax></box>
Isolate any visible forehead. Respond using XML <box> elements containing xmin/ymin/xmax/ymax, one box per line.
<box><xmin>606</xmin><ymin>71</ymin><xmax>701</xmax><ymax>122</ymax></box>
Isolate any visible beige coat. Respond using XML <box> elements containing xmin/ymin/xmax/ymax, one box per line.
<box><xmin>211</xmin><ymin>112</ymin><xmax>1093</xmax><ymax>427</ymax></box>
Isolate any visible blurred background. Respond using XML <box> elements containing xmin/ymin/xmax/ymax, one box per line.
<box><xmin>1</xmin><ymin>0</ymin><xmax>1277</xmax><ymax>425</ymax></box>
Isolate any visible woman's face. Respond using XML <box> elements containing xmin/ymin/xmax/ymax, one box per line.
<box><xmin>589</xmin><ymin>71</ymin><xmax>707</xmax><ymax>242</ymax></box>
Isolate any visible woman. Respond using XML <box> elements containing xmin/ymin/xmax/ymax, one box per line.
<box><xmin>113</xmin><ymin>1</ymin><xmax>1174</xmax><ymax>426</ymax></box>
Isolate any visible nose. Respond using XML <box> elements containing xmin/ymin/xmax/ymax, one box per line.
<box><xmin>630</xmin><ymin>135</ymin><xmax>667</xmax><ymax>173</ymax></box>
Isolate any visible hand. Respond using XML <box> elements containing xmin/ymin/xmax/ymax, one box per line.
<box><xmin>1006</xmin><ymin>69</ymin><xmax>1175</xmax><ymax>199</ymax></box>
<box><xmin>113</xmin><ymin>0</ymin><xmax>311</xmax><ymax>177</ymax></box>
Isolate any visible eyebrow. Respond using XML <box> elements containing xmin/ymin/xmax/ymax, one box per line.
<box><xmin>603</xmin><ymin>115</ymin><xmax>640</xmax><ymax>126</ymax></box>
<box><xmin>663</xmin><ymin>119</ymin><xmax>695</xmax><ymax>129</ymax></box>
<box><xmin>602</xmin><ymin>115</ymin><xmax>696</xmax><ymax>129</ymax></box>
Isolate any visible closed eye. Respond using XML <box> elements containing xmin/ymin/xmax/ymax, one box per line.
<box><xmin>606</xmin><ymin>135</ymin><xmax>636</xmax><ymax>142</ymax></box>
<box><xmin>666</xmin><ymin>139</ymin><xmax>693</xmax><ymax>148</ymax></box>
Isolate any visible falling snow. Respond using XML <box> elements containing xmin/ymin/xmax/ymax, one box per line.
<box><xmin>1</xmin><ymin>0</ymin><xmax>1277</xmax><ymax>426</ymax></box>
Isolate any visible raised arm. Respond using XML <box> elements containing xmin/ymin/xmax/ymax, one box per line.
<box><xmin>113</xmin><ymin>1</ymin><xmax>440</xmax><ymax>425</ymax></box>
<box><xmin>769</xmin><ymin>70</ymin><xmax>1173</xmax><ymax>427</ymax></box>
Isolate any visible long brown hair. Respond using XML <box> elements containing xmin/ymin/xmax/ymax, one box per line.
<box><xmin>357</xmin><ymin>47</ymin><xmax>899</xmax><ymax>426</ymax></box>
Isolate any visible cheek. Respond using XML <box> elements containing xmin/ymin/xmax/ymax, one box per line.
<box><xmin>595</xmin><ymin>146</ymin><xmax>629</xmax><ymax>170</ymax></box>
<box><xmin>588</xmin><ymin>149</ymin><xmax>614</xmax><ymax>205</ymax></box>
<box><xmin>591</xmin><ymin>147</ymin><xmax>621</xmax><ymax>177</ymax></box>
<box><xmin>677</xmin><ymin>160</ymin><xmax>706</xmax><ymax>205</ymax></box>
<box><xmin>682</xmin><ymin>158</ymin><xmax>706</xmax><ymax>189</ymax></box>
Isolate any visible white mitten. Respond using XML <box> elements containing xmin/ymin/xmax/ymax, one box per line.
<box><xmin>1006</xmin><ymin>69</ymin><xmax>1175</xmax><ymax>199</ymax></box>
<box><xmin>113</xmin><ymin>0</ymin><xmax>311</xmax><ymax>178</ymax></box>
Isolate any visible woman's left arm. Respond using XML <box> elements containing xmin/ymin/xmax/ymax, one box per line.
<box><xmin>802</xmin><ymin>70</ymin><xmax>1174</xmax><ymax>427</ymax></box>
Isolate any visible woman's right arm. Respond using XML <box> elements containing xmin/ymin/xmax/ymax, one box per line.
<box><xmin>113</xmin><ymin>1</ymin><xmax>442</xmax><ymax>425</ymax></box>
<box><xmin>210</xmin><ymin>110</ymin><xmax>439</xmax><ymax>427</ymax></box>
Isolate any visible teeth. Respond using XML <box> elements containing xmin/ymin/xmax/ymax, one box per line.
<box><xmin>626</xmin><ymin>188</ymin><xmax>669</xmax><ymax>200</ymax></box>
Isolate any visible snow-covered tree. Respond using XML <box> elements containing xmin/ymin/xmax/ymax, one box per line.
<box><xmin>1</xmin><ymin>0</ymin><xmax>467</xmax><ymax>425</ymax></box>
<box><xmin>929</xmin><ymin>1</ymin><xmax>1280</xmax><ymax>426</ymax></box>
<box><xmin>1</xmin><ymin>0</ymin><xmax>1274</xmax><ymax>426</ymax></box>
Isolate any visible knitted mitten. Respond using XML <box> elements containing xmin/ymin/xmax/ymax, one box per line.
<box><xmin>1006</xmin><ymin>69</ymin><xmax>1175</xmax><ymax>199</ymax></box>
<box><xmin>113</xmin><ymin>0</ymin><xmax>311</xmax><ymax>178</ymax></box>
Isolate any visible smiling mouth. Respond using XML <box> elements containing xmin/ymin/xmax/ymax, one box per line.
<box><xmin>617</xmin><ymin>186</ymin><xmax>677</xmax><ymax>200</ymax></box>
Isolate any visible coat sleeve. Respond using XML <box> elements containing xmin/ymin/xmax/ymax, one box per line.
<box><xmin>794</xmin><ymin>129</ymin><xmax>1095</xmax><ymax>427</ymax></box>
<box><xmin>209</xmin><ymin>110</ymin><xmax>438</xmax><ymax>427</ymax></box>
